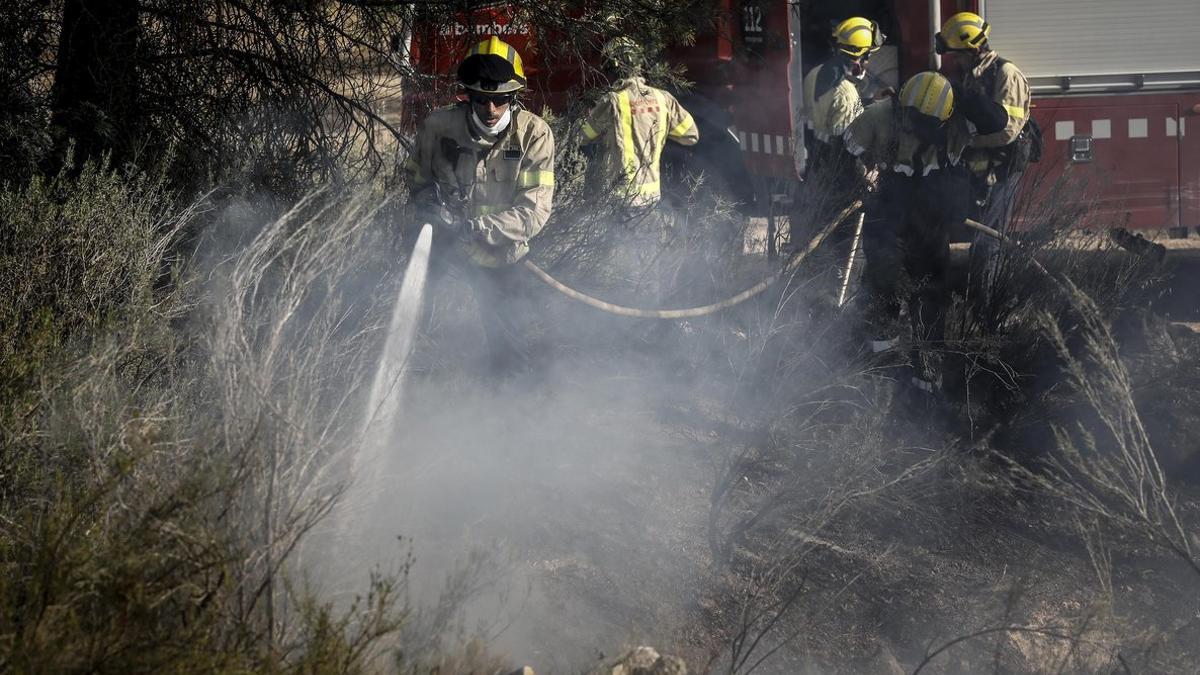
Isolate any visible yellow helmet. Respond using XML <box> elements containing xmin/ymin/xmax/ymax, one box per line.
<box><xmin>900</xmin><ymin>71</ymin><xmax>955</xmax><ymax>122</ymax></box>
<box><xmin>833</xmin><ymin>17</ymin><xmax>884</xmax><ymax>58</ymax></box>
<box><xmin>602</xmin><ymin>36</ymin><xmax>645</xmax><ymax>75</ymax></box>
<box><xmin>936</xmin><ymin>12</ymin><xmax>991</xmax><ymax>53</ymax></box>
<box><xmin>458</xmin><ymin>36</ymin><xmax>527</xmax><ymax>94</ymax></box>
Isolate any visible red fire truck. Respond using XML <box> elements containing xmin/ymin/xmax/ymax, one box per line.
<box><xmin>403</xmin><ymin>1</ymin><xmax>1200</xmax><ymax>236</ymax></box>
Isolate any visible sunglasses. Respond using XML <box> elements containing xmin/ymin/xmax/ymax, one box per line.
<box><xmin>469</xmin><ymin>93</ymin><xmax>515</xmax><ymax>106</ymax></box>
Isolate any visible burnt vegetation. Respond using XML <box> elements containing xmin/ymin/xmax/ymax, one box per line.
<box><xmin>1</xmin><ymin>2</ymin><xmax>1199</xmax><ymax>674</ymax></box>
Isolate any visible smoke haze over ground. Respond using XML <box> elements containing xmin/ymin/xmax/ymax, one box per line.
<box><xmin>307</xmin><ymin>168</ymin><xmax>1200</xmax><ymax>673</ymax></box>
<box><xmin>6</xmin><ymin>3</ymin><xmax>1199</xmax><ymax>673</ymax></box>
<box><xmin>320</xmin><ymin>205</ymin><xmax>746</xmax><ymax>670</ymax></box>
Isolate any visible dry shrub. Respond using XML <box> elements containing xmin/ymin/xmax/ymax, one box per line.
<box><xmin>687</xmin><ymin>160</ymin><xmax>1200</xmax><ymax>673</ymax></box>
<box><xmin>0</xmin><ymin>171</ymin><xmax>505</xmax><ymax>671</ymax></box>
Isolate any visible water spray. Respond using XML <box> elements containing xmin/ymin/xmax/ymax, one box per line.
<box><xmin>337</xmin><ymin>223</ymin><xmax>433</xmax><ymax>540</ymax></box>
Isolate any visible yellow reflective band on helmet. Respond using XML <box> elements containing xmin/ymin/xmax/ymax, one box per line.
<box><xmin>467</xmin><ymin>36</ymin><xmax>526</xmax><ymax>83</ymax></box>
<box><xmin>618</xmin><ymin>90</ymin><xmax>638</xmax><ymax>186</ymax></box>
<box><xmin>941</xmin><ymin>12</ymin><xmax>990</xmax><ymax>50</ymax></box>
<box><xmin>582</xmin><ymin>121</ymin><xmax>601</xmax><ymax>140</ymax></box>
<box><xmin>517</xmin><ymin>170</ymin><xmax>554</xmax><ymax>188</ymax></box>
<box><xmin>1003</xmin><ymin>104</ymin><xmax>1026</xmax><ymax>120</ymax></box>
<box><xmin>670</xmin><ymin>115</ymin><xmax>694</xmax><ymax>137</ymax></box>
<box><xmin>839</xmin><ymin>24</ymin><xmax>872</xmax><ymax>44</ymax></box>
<box><xmin>834</xmin><ymin>17</ymin><xmax>882</xmax><ymax>57</ymax></box>
<box><xmin>900</xmin><ymin>71</ymin><xmax>954</xmax><ymax>122</ymax></box>
<box><xmin>471</xmin><ymin>35</ymin><xmax>514</xmax><ymax>61</ymax></box>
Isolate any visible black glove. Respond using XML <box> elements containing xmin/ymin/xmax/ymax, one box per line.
<box><xmin>953</xmin><ymin>83</ymin><xmax>1008</xmax><ymax>135</ymax></box>
<box><xmin>411</xmin><ymin>187</ymin><xmax>467</xmax><ymax>235</ymax></box>
<box><xmin>427</xmin><ymin>202</ymin><xmax>461</xmax><ymax>231</ymax></box>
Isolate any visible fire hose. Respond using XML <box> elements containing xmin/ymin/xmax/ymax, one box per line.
<box><xmin>521</xmin><ymin>201</ymin><xmax>863</xmax><ymax>319</ymax></box>
<box><xmin>519</xmin><ymin>204</ymin><xmax>1040</xmax><ymax>320</ymax></box>
<box><xmin>963</xmin><ymin>217</ymin><xmax>1053</xmax><ymax>278</ymax></box>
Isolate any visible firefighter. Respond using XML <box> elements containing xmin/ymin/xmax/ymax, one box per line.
<box><xmin>404</xmin><ymin>36</ymin><xmax>555</xmax><ymax>378</ymax></box>
<box><xmin>935</xmin><ymin>12</ymin><xmax>1033</xmax><ymax>296</ymax></box>
<box><xmin>579</xmin><ymin>36</ymin><xmax>698</xmax><ymax>308</ymax></box>
<box><xmin>843</xmin><ymin>71</ymin><xmax>973</xmax><ymax>394</ymax></box>
<box><xmin>580</xmin><ymin>36</ymin><xmax>699</xmax><ymax>211</ymax></box>
<box><xmin>801</xmin><ymin>17</ymin><xmax>885</xmax><ymax>190</ymax></box>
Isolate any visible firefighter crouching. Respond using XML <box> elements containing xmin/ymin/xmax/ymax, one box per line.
<box><xmin>404</xmin><ymin>36</ymin><xmax>555</xmax><ymax>378</ymax></box>
<box><xmin>843</xmin><ymin>71</ymin><xmax>974</xmax><ymax>395</ymax></box>
<box><xmin>801</xmin><ymin>17</ymin><xmax>884</xmax><ymax>201</ymax></box>
<box><xmin>936</xmin><ymin>12</ymin><xmax>1035</xmax><ymax>296</ymax></box>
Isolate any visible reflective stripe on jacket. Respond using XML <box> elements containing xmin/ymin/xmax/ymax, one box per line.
<box><xmin>580</xmin><ymin>77</ymin><xmax>698</xmax><ymax>206</ymax></box>
<box><xmin>962</xmin><ymin>50</ymin><xmax>1031</xmax><ymax>173</ymax></box>
<box><xmin>406</xmin><ymin>103</ymin><xmax>555</xmax><ymax>267</ymax></box>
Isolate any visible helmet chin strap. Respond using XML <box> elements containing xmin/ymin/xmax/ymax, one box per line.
<box><xmin>470</xmin><ymin>106</ymin><xmax>512</xmax><ymax>138</ymax></box>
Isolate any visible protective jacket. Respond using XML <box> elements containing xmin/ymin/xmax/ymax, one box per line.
<box><xmin>803</xmin><ymin>55</ymin><xmax>866</xmax><ymax>143</ymax></box>
<box><xmin>581</xmin><ymin>76</ymin><xmax>698</xmax><ymax>206</ymax></box>
<box><xmin>959</xmin><ymin>50</ymin><xmax>1030</xmax><ymax>176</ymax></box>
<box><xmin>844</xmin><ymin>100</ymin><xmax>973</xmax><ymax>177</ymax></box>
<box><xmin>405</xmin><ymin>102</ymin><xmax>555</xmax><ymax>267</ymax></box>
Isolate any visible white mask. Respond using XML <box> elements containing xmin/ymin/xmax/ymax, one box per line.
<box><xmin>470</xmin><ymin>106</ymin><xmax>512</xmax><ymax>137</ymax></box>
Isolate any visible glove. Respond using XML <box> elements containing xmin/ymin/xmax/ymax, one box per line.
<box><xmin>427</xmin><ymin>202</ymin><xmax>460</xmax><ymax>231</ymax></box>
<box><xmin>953</xmin><ymin>83</ymin><xmax>1007</xmax><ymax>135</ymax></box>
<box><xmin>411</xmin><ymin>189</ymin><xmax>466</xmax><ymax>235</ymax></box>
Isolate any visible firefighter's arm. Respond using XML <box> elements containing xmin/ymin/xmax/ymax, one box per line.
<box><xmin>842</xmin><ymin>112</ymin><xmax>877</xmax><ymax>190</ymax></box>
<box><xmin>842</xmin><ymin>103</ymin><xmax>877</xmax><ymax>162</ymax></box>
<box><xmin>579</xmin><ymin>96</ymin><xmax>612</xmax><ymax>146</ymax></box>
<box><xmin>667</xmin><ymin>96</ymin><xmax>699</xmax><ymax>146</ymax></box>
<box><xmin>946</xmin><ymin>114</ymin><xmax>975</xmax><ymax>163</ymax></box>
<box><xmin>827</xmin><ymin>82</ymin><xmax>864</xmax><ymax>137</ymax></box>
<box><xmin>471</xmin><ymin>126</ymin><xmax>555</xmax><ymax>246</ymax></box>
<box><xmin>402</xmin><ymin>120</ymin><xmax>433</xmax><ymax>198</ymax></box>
<box><xmin>971</xmin><ymin>64</ymin><xmax>1030</xmax><ymax>148</ymax></box>
<box><xmin>401</xmin><ymin>121</ymin><xmax>445</xmax><ymax>235</ymax></box>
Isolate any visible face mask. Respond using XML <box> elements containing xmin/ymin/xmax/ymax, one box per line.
<box><xmin>470</xmin><ymin>106</ymin><xmax>512</xmax><ymax>137</ymax></box>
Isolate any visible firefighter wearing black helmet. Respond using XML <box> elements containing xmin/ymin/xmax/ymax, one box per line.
<box><xmin>404</xmin><ymin>36</ymin><xmax>555</xmax><ymax>378</ymax></box>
